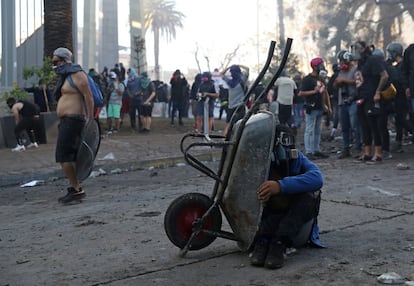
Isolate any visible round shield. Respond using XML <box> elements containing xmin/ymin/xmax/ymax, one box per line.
<box><xmin>76</xmin><ymin>120</ymin><xmax>101</xmax><ymax>182</ymax></box>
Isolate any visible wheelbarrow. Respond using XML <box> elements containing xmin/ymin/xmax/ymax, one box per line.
<box><xmin>164</xmin><ymin>39</ymin><xmax>315</xmax><ymax>257</ymax></box>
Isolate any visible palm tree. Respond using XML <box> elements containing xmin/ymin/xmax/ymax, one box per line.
<box><xmin>43</xmin><ymin>0</ymin><xmax>73</xmax><ymax>59</ymax></box>
<box><xmin>144</xmin><ymin>0</ymin><xmax>185</xmax><ymax>80</ymax></box>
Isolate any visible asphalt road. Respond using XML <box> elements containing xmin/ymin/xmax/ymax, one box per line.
<box><xmin>1</xmin><ymin>149</ymin><xmax>413</xmax><ymax>285</ymax></box>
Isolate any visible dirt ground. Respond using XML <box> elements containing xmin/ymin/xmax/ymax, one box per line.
<box><xmin>1</xmin><ymin>116</ymin><xmax>414</xmax><ymax>285</ymax></box>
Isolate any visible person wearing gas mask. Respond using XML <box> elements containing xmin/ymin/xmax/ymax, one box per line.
<box><xmin>334</xmin><ymin>50</ymin><xmax>362</xmax><ymax>159</ymax></box>
<box><xmin>52</xmin><ymin>47</ymin><xmax>94</xmax><ymax>203</ymax></box>
<box><xmin>298</xmin><ymin>57</ymin><xmax>331</xmax><ymax>159</ymax></box>
<box><xmin>352</xmin><ymin>41</ymin><xmax>389</xmax><ymax>164</ymax></box>
<box><xmin>250</xmin><ymin>125</ymin><xmax>324</xmax><ymax>269</ymax></box>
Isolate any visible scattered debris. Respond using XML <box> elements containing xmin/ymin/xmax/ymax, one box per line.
<box><xmin>20</xmin><ymin>180</ymin><xmax>45</xmax><ymax>188</ymax></box>
<box><xmin>110</xmin><ymin>168</ymin><xmax>122</xmax><ymax>174</ymax></box>
<box><xmin>396</xmin><ymin>163</ymin><xmax>410</xmax><ymax>170</ymax></box>
<box><xmin>89</xmin><ymin>168</ymin><xmax>107</xmax><ymax>178</ymax></box>
<box><xmin>99</xmin><ymin>152</ymin><xmax>115</xmax><ymax>160</ymax></box>
<box><xmin>377</xmin><ymin>272</ymin><xmax>405</xmax><ymax>284</ymax></box>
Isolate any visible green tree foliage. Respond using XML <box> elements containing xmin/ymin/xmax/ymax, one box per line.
<box><xmin>144</xmin><ymin>0</ymin><xmax>185</xmax><ymax>80</ymax></box>
<box><xmin>23</xmin><ymin>57</ymin><xmax>56</xmax><ymax>86</ymax></box>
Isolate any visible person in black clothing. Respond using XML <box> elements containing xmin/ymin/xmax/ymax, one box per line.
<box><xmin>6</xmin><ymin>97</ymin><xmax>41</xmax><ymax>152</ymax></box>
<box><xmin>352</xmin><ymin>41</ymin><xmax>389</xmax><ymax>164</ymax></box>
<box><xmin>119</xmin><ymin>63</ymin><xmax>126</xmax><ymax>82</ymax></box>
<box><xmin>386</xmin><ymin>43</ymin><xmax>414</xmax><ymax>153</ymax></box>
<box><xmin>402</xmin><ymin>44</ymin><xmax>414</xmax><ymax>129</ymax></box>
<box><xmin>326</xmin><ymin>64</ymin><xmax>340</xmax><ymax>139</ymax></box>
<box><xmin>169</xmin><ymin>69</ymin><xmax>188</xmax><ymax>126</ymax></box>
<box><xmin>190</xmin><ymin>73</ymin><xmax>202</xmax><ymax>128</ymax></box>
<box><xmin>218</xmin><ymin>84</ymin><xmax>229</xmax><ymax>120</ymax></box>
<box><xmin>24</xmin><ymin>79</ymin><xmax>53</xmax><ymax>112</ymax></box>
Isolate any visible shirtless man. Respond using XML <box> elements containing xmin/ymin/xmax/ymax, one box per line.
<box><xmin>52</xmin><ymin>47</ymin><xmax>94</xmax><ymax>203</ymax></box>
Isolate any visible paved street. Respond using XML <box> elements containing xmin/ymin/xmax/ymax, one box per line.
<box><xmin>0</xmin><ymin>118</ymin><xmax>413</xmax><ymax>285</ymax></box>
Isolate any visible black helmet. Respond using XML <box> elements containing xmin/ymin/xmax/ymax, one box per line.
<box><xmin>386</xmin><ymin>42</ymin><xmax>403</xmax><ymax>61</ymax></box>
<box><xmin>336</xmin><ymin>50</ymin><xmax>352</xmax><ymax>63</ymax></box>
<box><xmin>372</xmin><ymin>48</ymin><xmax>385</xmax><ymax>60</ymax></box>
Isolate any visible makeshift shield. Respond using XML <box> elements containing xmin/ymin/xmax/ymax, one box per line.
<box><xmin>76</xmin><ymin>120</ymin><xmax>101</xmax><ymax>181</ymax></box>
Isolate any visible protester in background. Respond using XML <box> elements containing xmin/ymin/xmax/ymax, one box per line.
<box><xmin>218</xmin><ymin>83</ymin><xmax>229</xmax><ymax>120</ymax></box>
<box><xmin>119</xmin><ymin>62</ymin><xmax>126</xmax><ymax>81</ymax></box>
<box><xmin>139</xmin><ymin>72</ymin><xmax>156</xmax><ymax>132</ymax></box>
<box><xmin>274</xmin><ymin>70</ymin><xmax>297</xmax><ymax>126</ymax></box>
<box><xmin>352</xmin><ymin>41</ymin><xmax>389</xmax><ymax>164</ymax></box>
<box><xmin>402</xmin><ymin>44</ymin><xmax>414</xmax><ymax>139</ymax></box>
<box><xmin>106</xmin><ymin>71</ymin><xmax>124</xmax><ymax>134</ymax></box>
<box><xmin>52</xmin><ymin>47</ymin><xmax>94</xmax><ymax>203</ymax></box>
<box><xmin>222</xmin><ymin>64</ymin><xmax>249</xmax><ymax>136</ymax></box>
<box><xmin>196</xmin><ymin>72</ymin><xmax>219</xmax><ymax>133</ymax></box>
<box><xmin>299</xmin><ymin>57</ymin><xmax>330</xmax><ymax>159</ymax></box>
<box><xmin>334</xmin><ymin>50</ymin><xmax>362</xmax><ymax>159</ymax></box>
<box><xmin>292</xmin><ymin>75</ymin><xmax>304</xmax><ymax>129</ymax></box>
<box><xmin>7</xmin><ymin>97</ymin><xmax>41</xmax><ymax>152</ymax></box>
<box><xmin>169</xmin><ymin>69</ymin><xmax>188</xmax><ymax>126</ymax></box>
<box><xmin>127</xmin><ymin>68</ymin><xmax>143</xmax><ymax>131</ymax></box>
<box><xmin>119</xmin><ymin>71</ymin><xmax>130</xmax><ymax>130</ymax></box>
<box><xmin>24</xmin><ymin>79</ymin><xmax>53</xmax><ymax>112</ymax></box>
<box><xmin>387</xmin><ymin>42</ymin><xmax>414</xmax><ymax>153</ymax></box>
<box><xmin>327</xmin><ymin>64</ymin><xmax>341</xmax><ymax>140</ymax></box>
<box><xmin>190</xmin><ymin>73</ymin><xmax>202</xmax><ymax>129</ymax></box>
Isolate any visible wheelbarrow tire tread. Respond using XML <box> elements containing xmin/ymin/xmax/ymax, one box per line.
<box><xmin>164</xmin><ymin>192</ymin><xmax>222</xmax><ymax>250</ymax></box>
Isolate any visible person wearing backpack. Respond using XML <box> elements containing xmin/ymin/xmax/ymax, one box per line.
<box><xmin>52</xmin><ymin>47</ymin><xmax>94</xmax><ymax>204</ymax></box>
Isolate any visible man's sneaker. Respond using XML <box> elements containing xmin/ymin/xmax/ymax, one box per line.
<box><xmin>11</xmin><ymin>144</ymin><xmax>25</xmax><ymax>152</ymax></box>
<box><xmin>313</xmin><ymin>151</ymin><xmax>329</xmax><ymax>158</ymax></box>
<box><xmin>366</xmin><ymin>155</ymin><xmax>383</xmax><ymax>165</ymax></box>
<box><xmin>58</xmin><ymin>187</ymin><xmax>86</xmax><ymax>203</ymax></box>
<box><xmin>264</xmin><ymin>240</ymin><xmax>286</xmax><ymax>269</ymax></box>
<box><xmin>250</xmin><ymin>238</ymin><xmax>269</xmax><ymax>267</ymax></box>
<box><xmin>27</xmin><ymin>142</ymin><xmax>39</xmax><ymax>149</ymax></box>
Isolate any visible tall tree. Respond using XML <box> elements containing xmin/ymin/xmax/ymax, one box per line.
<box><xmin>277</xmin><ymin>0</ymin><xmax>285</xmax><ymax>48</ymax></box>
<box><xmin>43</xmin><ymin>0</ymin><xmax>73</xmax><ymax>59</ymax></box>
<box><xmin>144</xmin><ymin>0</ymin><xmax>185</xmax><ymax>80</ymax></box>
<box><xmin>307</xmin><ymin>0</ymin><xmax>412</xmax><ymax>63</ymax></box>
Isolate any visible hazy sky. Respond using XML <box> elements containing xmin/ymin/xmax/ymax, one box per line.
<box><xmin>147</xmin><ymin>0</ymin><xmax>261</xmax><ymax>73</ymax></box>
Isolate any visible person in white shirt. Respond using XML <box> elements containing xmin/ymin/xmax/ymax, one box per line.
<box><xmin>274</xmin><ymin>71</ymin><xmax>297</xmax><ymax>126</ymax></box>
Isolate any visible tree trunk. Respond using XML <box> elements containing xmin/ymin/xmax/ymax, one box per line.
<box><xmin>154</xmin><ymin>27</ymin><xmax>160</xmax><ymax>80</ymax></box>
<box><xmin>43</xmin><ymin>0</ymin><xmax>73</xmax><ymax>60</ymax></box>
<box><xmin>379</xmin><ymin>5</ymin><xmax>392</xmax><ymax>52</ymax></box>
<box><xmin>277</xmin><ymin>0</ymin><xmax>285</xmax><ymax>47</ymax></box>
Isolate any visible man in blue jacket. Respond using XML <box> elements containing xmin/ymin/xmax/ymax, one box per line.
<box><xmin>250</xmin><ymin>128</ymin><xmax>324</xmax><ymax>269</ymax></box>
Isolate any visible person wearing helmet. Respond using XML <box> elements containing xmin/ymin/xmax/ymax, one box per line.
<box><xmin>334</xmin><ymin>50</ymin><xmax>362</xmax><ymax>159</ymax></box>
<box><xmin>298</xmin><ymin>57</ymin><xmax>330</xmax><ymax>159</ymax></box>
<box><xmin>386</xmin><ymin>42</ymin><xmax>414</xmax><ymax>153</ymax></box>
<box><xmin>351</xmin><ymin>41</ymin><xmax>389</xmax><ymax>164</ymax></box>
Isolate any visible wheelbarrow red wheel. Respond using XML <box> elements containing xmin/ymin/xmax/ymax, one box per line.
<box><xmin>164</xmin><ymin>193</ymin><xmax>222</xmax><ymax>250</ymax></box>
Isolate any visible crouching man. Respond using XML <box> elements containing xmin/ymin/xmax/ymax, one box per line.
<box><xmin>250</xmin><ymin>126</ymin><xmax>324</xmax><ymax>269</ymax></box>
